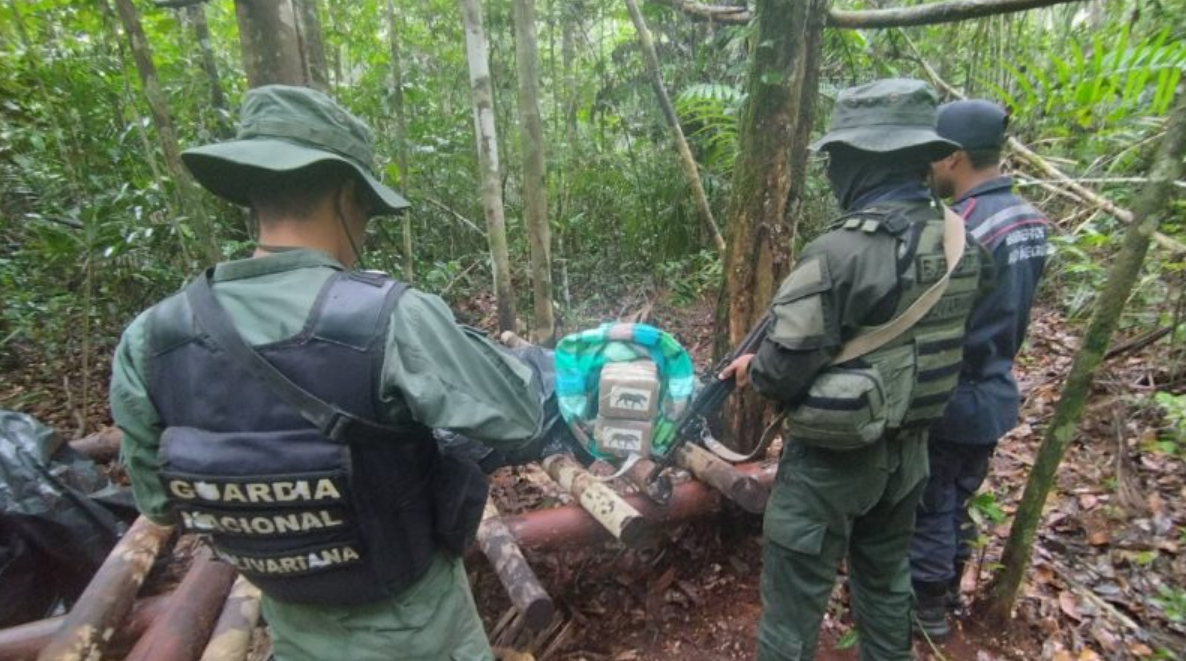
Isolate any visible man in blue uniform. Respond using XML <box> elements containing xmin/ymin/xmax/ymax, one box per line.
<box><xmin>910</xmin><ymin>100</ymin><xmax>1049</xmax><ymax>639</ymax></box>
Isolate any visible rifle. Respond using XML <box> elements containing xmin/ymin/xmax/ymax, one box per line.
<box><xmin>646</xmin><ymin>312</ymin><xmax>774</xmax><ymax>484</ymax></box>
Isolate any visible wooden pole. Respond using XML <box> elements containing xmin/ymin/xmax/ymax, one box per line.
<box><xmin>124</xmin><ymin>547</ymin><xmax>238</xmax><ymax>661</ymax></box>
<box><xmin>674</xmin><ymin>444</ymin><xmax>769</xmax><ymax>514</ymax></box>
<box><xmin>37</xmin><ymin>517</ymin><xmax>174</xmax><ymax>661</ymax></box>
<box><xmin>541</xmin><ymin>455</ymin><xmax>650</xmax><ymax>545</ymax></box>
<box><xmin>477</xmin><ymin>499</ymin><xmax>555</xmax><ymax>631</ymax></box>
<box><xmin>198</xmin><ymin>577</ymin><xmax>262</xmax><ymax>661</ymax></box>
<box><xmin>0</xmin><ymin>596</ymin><xmax>168</xmax><ymax>661</ymax></box>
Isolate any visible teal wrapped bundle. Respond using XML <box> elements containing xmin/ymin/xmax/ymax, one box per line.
<box><xmin>554</xmin><ymin>323</ymin><xmax>695</xmax><ymax>459</ymax></box>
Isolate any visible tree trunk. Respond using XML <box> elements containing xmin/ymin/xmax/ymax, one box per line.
<box><xmin>623</xmin><ymin>0</ymin><xmax>725</xmax><ymax>254</ymax></box>
<box><xmin>234</xmin><ymin>0</ymin><xmax>307</xmax><ymax>88</ymax></box>
<box><xmin>459</xmin><ymin>0</ymin><xmax>518</xmax><ymax>333</ymax></box>
<box><xmin>717</xmin><ymin>0</ymin><xmax>830</xmax><ymax>450</ymax></box>
<box><xmin>385</xmin><ymin>0</ymin><xmax>415</xmax><ymax>283</ymax></box>
<box><xmin>293</xmin><ymin>0</ymin><xmax>329</xmax><ymax>91</ymax></box>
<box><xmin>186</xmin><ymin>3</ymin><xmax>233</xmax><ymax>138</ymax></box>
<box><xmin>113</xmin><ymin>0</ymin><xmax>220</xmax><ymax>264</ymax></box>
<box><xmin>986</xmin><ymin>80</ymin><xmax>1186</xmax><ymax>623</ymax></box>
<box><xmin>512</xmin><ymin>0</ymin><xmax>556</xmax><ymax>344</ymax></box>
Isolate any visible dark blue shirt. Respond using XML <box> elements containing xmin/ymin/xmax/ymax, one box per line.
<box><xmin>930</xmin><ymin>176</ymin><xmax>1048</xmax><ymax>444</ymax></box>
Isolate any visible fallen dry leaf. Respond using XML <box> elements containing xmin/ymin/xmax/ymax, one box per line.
<box><xmin>1059</xmin><ymin>591</ymin><xmax>1082</xmax><ymax>621</ymax></box>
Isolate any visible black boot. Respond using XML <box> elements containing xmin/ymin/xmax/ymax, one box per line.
<box><xmin>913</xmin><ymin>580</ymin><xmax>951</xmax><ymax>642</ymax></box>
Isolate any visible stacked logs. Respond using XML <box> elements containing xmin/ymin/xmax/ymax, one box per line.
<box><xmin>1</xmin><ymin>428</ymin><xmax>775</xmax><ymax>659</ymax></box>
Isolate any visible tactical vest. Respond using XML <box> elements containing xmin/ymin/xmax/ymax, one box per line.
<box><xmin>147</xmin><ymin>271</ymin><xmax>438</xmax><ymax>605</ymax></box>
<box><xmin>789</xmin><ymin>202</ymin><xmax>982</xmax><ymax>448</ymax></box>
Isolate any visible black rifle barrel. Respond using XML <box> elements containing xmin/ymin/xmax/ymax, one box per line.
<box><xmin>648</xmin><ymin>313</ymin><xmax>774</xmax><ymax>483</ymax></box>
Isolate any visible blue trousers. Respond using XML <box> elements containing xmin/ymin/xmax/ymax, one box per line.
<box><xmin>909</xmin><ymin>439</ymin><xmax>995</xmax><ymax>584</ymax></box>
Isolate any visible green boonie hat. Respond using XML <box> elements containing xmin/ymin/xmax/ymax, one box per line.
<box><xmin>182</xmin><ymin>85</ymin><xmax>409</xmax><ymax>215</ymax></box>
<box><xmin>810</xmin><ymin>78</ymin><xmax>959</xmax><ymax>158</ymax></box>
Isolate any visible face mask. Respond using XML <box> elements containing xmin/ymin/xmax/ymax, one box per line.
<box><xmin>825</xmin><ymin>146</ymin><xmax>930</xmax><ymax>210</ymax></box>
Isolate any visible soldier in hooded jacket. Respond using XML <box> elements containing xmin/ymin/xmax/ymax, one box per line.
<box><xmin>721</xmin><ymin>79</ymin><xmax>993</xmax><ymax>661</ymax></box>
<box><xmin>110</xmin><ymin>85</ymin><xmax>543</xmax><ymax>661</ymax></box>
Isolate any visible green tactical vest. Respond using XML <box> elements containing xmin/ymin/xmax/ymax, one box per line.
<box><xmin>787</xmin><ymin>202</ymin><xmax>983</xmax><ymax>450</ymax></box>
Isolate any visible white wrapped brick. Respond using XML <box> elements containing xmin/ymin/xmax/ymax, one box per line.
<box><xmin>594</xmin><ymin>418</ymin><xmax>653</xmax><ymax>458</ymax></box>
<box><xmin>598</xmin><ymin>360</ymin><xmax>659</xmax><ymax>421</ymax></box>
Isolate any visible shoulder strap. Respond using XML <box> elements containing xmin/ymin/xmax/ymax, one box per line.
<box><xmin>184</xmin><ymin>269</ymin><xmax>411</xmax><ymax>444</ymax></box>
<box><xmin>830</xmin><ymin>207</ymin><xmax>967</xmax><ymax>364</ymax></box>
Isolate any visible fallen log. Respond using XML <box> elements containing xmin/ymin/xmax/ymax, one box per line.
<box><xmin>674</xmin><ymin>444</ymin><xmax>770</xmax><ymax>514</ymax></box>
<box><xmin>500</xmin><ymin>478</ymin><xmax>714</xmax><ymax>550</ymax></box>
<box><xmin>124</xmin><ymin>546</ymin><xmax>237</xmax><ymax>661</ymax></box>
<box><xmin>541</xmin><ymin>454</ymin><xmax>650</xmax><ymax>545</ymax></box>
<box><xmin>0</xmin><ymin>596</ymin><xmax>168</xmax><ymax>661</ymax></box>
<box><xmin>36</xmin><ymin>516</ymin><xmax>174</xmax><ymax>661</ymax></box>
<box><xmin>477</xmin><ymin>499</ymin><xmax>555</xmax><ymax>631</ymax></box>
<box><xmin>198</xmin><ymin>577</ymin><xmax>261</xmax><ymax>661</ymax></box>
<box><xmin>622</xmin><ymin>457</ymin><xmax>674</xmax><ymax>504</ymax></box>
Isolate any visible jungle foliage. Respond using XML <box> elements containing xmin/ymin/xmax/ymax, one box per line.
<box><xmin>0</xmin><ymin>0</ymin><xmax>1183</xmax><ymax>415</ymax></box>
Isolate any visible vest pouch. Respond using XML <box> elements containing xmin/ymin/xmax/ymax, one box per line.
<box><xmin>865</xmin><ymin>344</ymin><xmax>916</xmax><ymax>430</ymax></box>
<box><xmin>431</xmin><ymin>445</ymin><xmax>489</xmax><ymax>555</ymax></box>
<box><xmin>786</xmin><ymin>366</ymin><xmax>888</xmax><ymax>451</ymax></box>
<box><xmin>159</xmin><ymin>426</ymin><xmax>395</xmax><ymax>605</ymax></box>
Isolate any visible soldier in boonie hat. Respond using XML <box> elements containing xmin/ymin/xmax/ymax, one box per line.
<box><xmin>720</xmin><ymin>78</ymin><xmax>990</xmax><ymax>661</ymax></box>
<box><xmin>183</xmin><ymin>84</ymin><xmax>409</xmax><ymax>217</ymax></box>
<box><xmin>810</xmin><ymin>78</ymin><xmax>960</xmax><ymax>157</ymax></box>
<box><xmin>810</xmin><ymin>78</ymin><xmax>961</xmax><ymax>210</ymax></box>
<box><xmin>111</xmin><ymin>84</ymin><xmax>547</xmax><ymax>661</ymax></box>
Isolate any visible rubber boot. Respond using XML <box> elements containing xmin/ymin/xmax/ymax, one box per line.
<box><xmin>913</xmin><ymin>581</ymin><xmax>951</xmax><ymax>642</ymax></box>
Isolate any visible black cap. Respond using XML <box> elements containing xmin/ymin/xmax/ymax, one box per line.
<box><xmin>936</xmin><ymin>100</ymin><xmax>1009</xmax><ymax>150</ymax></box>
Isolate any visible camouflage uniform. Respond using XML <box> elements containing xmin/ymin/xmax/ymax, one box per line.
<box><xmin>747</xmin><ymin>80</ymin><xmax>990</xmax><ymax>661</ymax></box>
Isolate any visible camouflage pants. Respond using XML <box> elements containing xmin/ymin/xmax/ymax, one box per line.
<box><xmin>757</xmin><ymin>432</ymin><xmax>928</xmax><ymax>661</ymax></box>
<box><xmin>263</xmin><ymin>554</ymin><xmax>494</xmax><ymax>661</ymax></box>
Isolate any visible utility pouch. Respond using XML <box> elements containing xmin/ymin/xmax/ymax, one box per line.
<box><xmin>430</xmin><ymin>445</ymin><xmax>489</xmax><ymax>555</ymax></box>
<box><xmin>786</xmin><ymin>366</ymin><xmax>888</xmax><ymax>450</ymax></box>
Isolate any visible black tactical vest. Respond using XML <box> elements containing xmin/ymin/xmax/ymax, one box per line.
<box><xmin>146</xmin><ymin>271</ymin><xmax>438</xmax><ymax>605</ymax></box>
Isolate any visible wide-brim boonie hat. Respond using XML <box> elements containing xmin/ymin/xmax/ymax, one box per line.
<box><xmin>182</xmin><ymin>85</ymin><xmax>409</xmax><ymax>215</ymax></box>
<box><xmin>810</xmin><ymin>78</ymin><xmax>960</xmax><ymax>159</ymax></box>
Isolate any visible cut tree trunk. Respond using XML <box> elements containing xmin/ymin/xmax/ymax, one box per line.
<box><xmin>234</xmin><ymin>0</ymin><xmax>307</xmax><ymax>88</ymax></box>
<box><xmin>112</xmin><ymin>0</ymin><xmax>220</xmax><ymax>264</ymax></box>
<box><xmin>624</xmin><ymin>0</ymin><xmax>725</xmax><ymax>255</ymax></box>
<box><xmin>717</xmin><ymin>0</ymin><xmax>830</xmax><ymax>450</ymax></box>
<box><xmin>986</xmin><ymin>80</ymin><xmax>1186</xmax><ymax>623</ymax></box>
<box><xmin>512</xmin><ymin>0</ymin><xmax>556</xmax><ymax>344</ymax></box>
<box><xmin>385</xmin><ymin>0</ymin><xmax>415</xmax><ymax>282</ymax></box>
<box><xmin>459</xmin><ymin>0</ymin><xmax>518</xmax><ymax>333</ymax></box>
<box><xmin>477</xmin><ymin>499</ymin><xmax>555</xmax><ymax>631</ymax></box>
<box><xmin>541</xmin><ymin>455</ymin><xmax>650</xmax><ymax>545</ymax></box>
